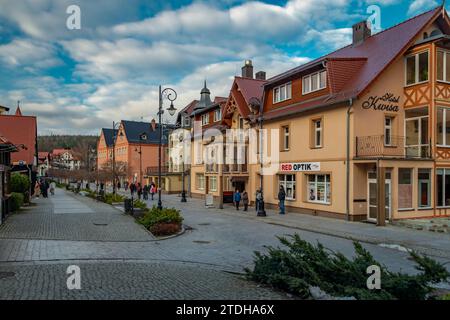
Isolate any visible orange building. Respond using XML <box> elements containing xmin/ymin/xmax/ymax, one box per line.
<box><xmin>97</xmin><ymin>120</ymin><xmax>172</xmax><ymax>187</ymax></box>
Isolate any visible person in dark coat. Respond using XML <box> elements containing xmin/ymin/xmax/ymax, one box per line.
<box><xmin>278</xmin><ymin>185</ymin><xmax>286</xmax><ymax>215</ymax></box>
<box><xmin>242</xmin><ymin>190</ymin><xmax>249</xmax><ymax>212</ymax></box>
<box><xmin>137</xmin><ymin>183</ymin><xmax>142</xmax><ymax>200</ymax></box>
<box><xmin>233</xmin><ymin>190</ymin><xmax>241</xmax><ymax>211</ymax></box>
<box><xmin>143</xmin><ymin>184</ymin><xmax>149</xmax><ymax>200</ymax></box>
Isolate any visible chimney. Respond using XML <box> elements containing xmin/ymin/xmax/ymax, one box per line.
<box><xmin>255</xmin><ymin>71</ymin><xmax>266</xmax><ymax>80</ymax></box>
<box><xmin>151</xmin><ymin>119</ymin><xmax>156</xmax><ymax>131</ymax></box>
<box><xmin>241</xmin><ymin>60</ymin><xmax>254</xmax><ymax>78</ymax></box>
<box><xmin>352</xmin><ymin>20</ymin><xmax>371</xmax><ymax>46</ymax></box>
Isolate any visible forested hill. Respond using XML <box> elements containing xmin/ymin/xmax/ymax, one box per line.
<box><xmin>38</xmin><ymin>135</ymin><xmax>98</xmax><ymax>153</ymax></box>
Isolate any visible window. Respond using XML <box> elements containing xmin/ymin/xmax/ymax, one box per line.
<box><xmin>214</xmin><ymin>109</ymin><xmax>221</xmax><ymax>122</ymax></box>
<box><xmin>209</xmin><ymin>176</ymin><xmax>217</xmax><ymax>192</ymax></box>
<box><xmin>437</xmin><ymin>168</ymin><xmax>450</xmax><ymax>207</ymax></box>
<box><xmin>313</xmin><ymin>119</ymin><xmax>322</xmax><ymax>148</ymax></box>
<box><xmin>307</xmin><ymin>174</ymin><xmax>331</xmax><ymax>204</ymax></box>
<box><xmin>273</xmin><ymin>82</ymin><xmax>292</xmax><ymax>103</ymax></box>
<box><xmin>384</xmin><ymin>117</ymin><xmax>393</xmax><ymax>146</ymax></box>
<box><xmin>405</xmin><ymin>51</ymin><xmax>429</xmax><ymax>85</ymax></box>
<box><xmin>405</xmin><ymin>107</ymin><xmax>429</xmax><ymax>158</ymax></box>
<box><xmin>201</xmin><ymin>114</ymin><xmax>209</xmax><ymax>126</ymax></box>
<box><xmin>437</xmin><ymin>50</ymin><xmax>450</xmax><ymax>83</ymax></box>
<box><xmin>281</xmin><ymin>125</ymin><xmax>290</xmax><ymax>150</ymax></box>
<box><xmin>279</xmin><ymin>174</ymin><xmax>296</xmax><ymax>200</ymax></box>
<box><xmin>303</xmin><ymin>70</ymin><xmax>327</xmax><ymax>94</ymax></box>
<box><xmin>183</xmin><ymin>116</ymin><xmax>190</xmax><ymax>127</ymax></box>
<box><xmin>437</xmin><ymin>107</ymin><xmax>450</xmax><ymax>146</ymax></box>
<box><xmin>196</xmin><ymin>174</ymin><xmax>205</xmax><ymax>190</ymax></box>
<box><xmin>398</xmin><ymin>168</ymin><xmax>413</xmax><ymax>209</ymax></box>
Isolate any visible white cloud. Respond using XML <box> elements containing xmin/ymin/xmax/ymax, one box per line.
<box><xmin>407</xmin><ymin>0</ymin><xmax>438</xmax><ymax>16</ymax></box>
<box><xmin>0</xmin><ymin>39</ymin><xmax>61</xmax><ymax>70</ymax></box>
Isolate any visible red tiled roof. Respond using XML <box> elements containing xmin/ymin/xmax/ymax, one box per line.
<box><xmin>38</xmin><ymin>152</ymin><xmax>49</xmax><ymax>159</ymax></box>
<box><xmin>51</xmin><ymin>148</ymin><xmax>69</xmax><ymax>156</ymax></box>
<box><xmin>263</xmin><ymin>6</ymin><xmax>446</xmax><ymax>119</ymax></box>
<box><xmin>234</xmin><ymin>76</ymin><xmax>266</xmax><ymax>104</ymax></box>
<box><xmin>0</xmin><ymin>114</ymin><xmax>37</xmax><ymax>164</ymax></box>
<box><xmin>214</xmin><ymin>96</ymin><xmax>227</xmax><ymax>104</ymax></box>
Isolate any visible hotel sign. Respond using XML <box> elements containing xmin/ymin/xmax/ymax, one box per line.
<box><xmin>280</xmin><ymin>162</ymin><xmax>320</xmax><ymax>172</ymax></box>
<box><xmin>362</xmin><ymin>93</ymin><xmax>400</xmax><ymax>112</ymax></box>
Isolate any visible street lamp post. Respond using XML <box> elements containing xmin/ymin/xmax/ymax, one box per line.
<box><xmin>179</xmin><ymin>134</ymin><xmax>187</xmax><ymax>203</ymax></box>
<box><xmin>157</xmin><ymin>85</ymin><xmax>178</xmax><ymax>210</ymax></box>
<box><xmin>249</xmin><ymin>97</ymin><xmax>266</xmax><ymax>217</ymax></box>
<box><xmin>135</xmin><ymin>132</ymin><xmax>146</xmax><ymax>187</ymax></box>
<box><xmin>112</xmin><ymin>121</ymin><xmax>121</xmax><ymax>195</ymax></box>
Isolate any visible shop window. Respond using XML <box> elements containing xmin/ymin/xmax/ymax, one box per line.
<box><xmin>398</xmin><ymin>168</ymin><xmax>413</xmax><ymax>209</ymax></box>
<box><xmin>437</xmin><ymin>107</ymin><xmax>450</xmax><ymax>146</ymax></box>
<box><xmin>418</xmin><ymin>169</ymin><xmax>431</xmax><ymax>208</ymax></box>
<box><xmin>273</xmin><ymin>82</ymin><xmax>292</xmax><ymax>103</ymax></box>
<box><xmin>303</xmin><ymin>70</ymin><xmax>327</xmax><ymax>95</ymax></box>
<box><xmin>437</xmin><ymin>50</ymin><xmax>450</xmax><ymax>83</ymax></box>
<box><xmin>279</xmin><ymin>174</ymin><xmax>296</xmax><ymax>200</ymax></box>
<box><xmin>437</xmin><ymin>168</ymin><xmax>450</xmax><ymax>207</ymax></box>
<box><xmin>384</xmin><ymin>116</ymin><xmax>393</xmax><ymax>146</ymax></box>
<box><xmin>196</xmin><ymin>173</ymin><xmax>205</xmax><ymax>191</ymax></box>
<box><xmin>405</xmin><ymin>107</ymin><xmax>429</xmax><ymax>158</ymax></box>
<box><xmin>209</xmin><ymin>176</ymin><xmax>217</xmax><ymax>192</ymax></box>
<box><xmin>307</xmin><ymin>174</ymin><xmax>331</xmax><ymax>204</ymax></box>
<box><xmin>405</xmin><ymin>51</ymin><xmax>429</xmax><ymax>86</ymax></box>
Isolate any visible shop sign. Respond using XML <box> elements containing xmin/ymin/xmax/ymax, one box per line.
<box><xmin>280</xmin><ymin>162</ymin><xmax>320</xmax><ymax>172</ymax></box>
<box><xmin>362</xmin><ymin>93</ymin><xmax>400</xmax><ymax>112</ymax></box>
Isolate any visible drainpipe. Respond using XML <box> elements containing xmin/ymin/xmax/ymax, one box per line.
<box><xmin>346</xmin><ymin>98</ymin><xmax>353</xmax><ymax>222</ymax></box>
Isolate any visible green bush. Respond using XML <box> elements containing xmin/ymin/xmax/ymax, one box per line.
<box><xmin>133</xmin><ymin>199</ymin><xmax>147</xmax><ymax>210</ymax></box>
<box><xmin>440</xmin><ymin>293</ymin><xmax>450</xmax><ymax>300</ymax></box>
<box><xmin>11</xmin><ymin>173</ymin><xmax>30</xmax><ymax>194</ymax></box>
<box><xmin>139</xmin><ymin>206</ymin><xmax>183</xmax><ymax>230</ymax></box>
<box><xmin>245</xmin><ymin>234</ymin><xmax>450</xmax><ymax>300</ymax></box>
<box><xmin>104</xmin><ymin>193</ymin><xmax>125</xmax><ymax>205</ymax></box>
<box><xmin>10</xmin><ymin>192</ymin><xmax>24</xmax><ymax>212</ymax></box>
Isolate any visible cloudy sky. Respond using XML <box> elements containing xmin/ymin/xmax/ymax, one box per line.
<box><xmin>0</xmin><ymin>0</ymin><xmax>447</xmax><ymax>134</ymax></box>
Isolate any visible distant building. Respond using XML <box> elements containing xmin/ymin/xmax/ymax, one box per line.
<box><xmin>37</xmin><ymin>152</ymin><xmax>50</xmax><ymax>177</ymax></box>
<box><xmin>50</xmin><ymin>148</ymin><xmax>81</xmax><ymax>171</ymax></box>
<box><xmin>0</xmin><ymin>105</ymin><xmax>38</xmax><ymax>194</ymax></box>
<box><xmin>0</xmin><ymin>135</ymin><xmax>18</xmax><ymax>224</ymax></box>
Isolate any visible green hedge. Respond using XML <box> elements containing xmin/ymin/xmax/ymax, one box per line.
<box><xmin>139</xmin><ymin>206</ymin><xmax>183</xmax><ymax>229</ymax></box>
<box><xmin>245</xmin><ymin>234</ymin><xmax>450</xmax><ymax>300</ymax></box>
<box><xmin>104</xmin><ymin>193</ymin><xmax>125</xmax><ymax>205</ymax></box>
<box><xmin>10</xmin><ymin>192</ymin><xmax>24</xmax><ymax>212</ymax></box>
<box><xmin>11</xmin><ymin>173</ymin><xmax>30</xmax><ymax>194</ymax></box>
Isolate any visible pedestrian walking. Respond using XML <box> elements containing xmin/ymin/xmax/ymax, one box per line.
<box><xmin>137</xmin><ymin>183</ymin><xmax>142</xmax><ymax>200</ymax></box>
<box><xmin>50</xmin><ymin>181</ymin><xmax>56</xmax><ymax>196</ymax></box>
<box><xmin>143</xmin><ymin>184</ymin><xmax>149</xmax><ymax>200</ymax></box>
<box><xmin>278</xmin><ymin>185</ymin><xmax>286</xmax><ymax>215</ymax></box>
<box><xmin>34</xmin><ymin>181</ymin><xmax>41</xmax><ymax>198</ymax></box>
<box><xmin>242</xmin><ymin>190</ymin><xmax>249</xmax><ymax>212</ymax></box>
<box><xmin>117</xmin><ymin>181</ymin><xmax>121</xmax><ymax>190</ymax></box>
<box><xmin>234</xmin><ymin>189</ymin><xmax>241</xmax><ymax>211</ymax></box>
<box><xmin>255</xmin><ymin>188</ymin><xmax>262</xmax><ymax>212</ymax></box>
<box><xmin>150</xmin><ymin>183</ymin><xmax>156</xmax><ymax>200</ymax></box>
<box><xmin>130</xmin><ymin>182</ymin><xmax>136</xmax><ymax>197</ymax></box>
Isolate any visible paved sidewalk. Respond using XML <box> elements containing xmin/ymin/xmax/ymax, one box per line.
<box><xmin>113</xmin><ymin>189</ymin><xmax>450</xmax><ymax>259</ymax></box>
<box><xmin>0</xmin><ymin>188</ymin><xmax>153</xmax><ymax>242</ymax></box>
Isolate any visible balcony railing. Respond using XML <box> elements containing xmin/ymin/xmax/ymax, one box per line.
<box><xmin>356</xmin><ymin>135</ymin><xmax>431</xmax><ymax>159</ymax></box>
<box><xmin>222</xmin><ymin>163</ymin><xmax>248</xmax><ymax>173</ymax></box>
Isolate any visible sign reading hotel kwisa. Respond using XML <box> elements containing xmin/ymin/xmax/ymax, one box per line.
<box><xmin>362</xmin><ymin>93</ymin><xmax>400</xmax><ymax>112</ymax></box>
<box><xmin>281</xmin><ymin>162</ymin><xmax>320</xmax><ymax>172</ymax></box>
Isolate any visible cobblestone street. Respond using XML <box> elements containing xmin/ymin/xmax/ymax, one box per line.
<box><xmin>1</xmin><ymin>188</ymin><xmax>449</xmax><ymax>299</ymax></box>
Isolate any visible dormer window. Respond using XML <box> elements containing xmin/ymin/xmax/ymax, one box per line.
<box><xmin>273</xmin><ymin>82</ymin><xmax>292</xmax><ymax>103</ymax></box>
<box><xmin>201</xmin><ymin>114</ymin><xmax>209</xmax><ymax>126</ymax></box>
<box><xmin>183</xmin><ymin>115</ymin><xmax>190</xmax><ymax>127</ymax></box>
<box><xmin>302</xmin><ymin>70</ymin><xmax>327</xmax><ymax>95</ymax></box>
<box><xmin>214</xmin><ymin>109</ymin><xmax>222</xmax><ymax>122</ymax></box>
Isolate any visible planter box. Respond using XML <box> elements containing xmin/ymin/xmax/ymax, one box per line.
<box><xmin>131</xmin><ymin>208</ymin><xmax>146</xmax><ymax>219</ymax></box>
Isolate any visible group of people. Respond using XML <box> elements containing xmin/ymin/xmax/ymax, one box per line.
<box><xmin>128</xmin><ymin>181</ymin><xmax>157</xmax><ymax>201</ymax></box>
<box><xmin>34</xmin><ymin>179</ymin><xmax>56</xmax><ymax>198</ymax></box>
<box><xmin>233</xmin><ymin>185</ymin><xmax>286</xmax><ymax>215</ymax></box>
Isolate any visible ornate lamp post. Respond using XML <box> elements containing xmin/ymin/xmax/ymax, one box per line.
<box><xmin>179</xmin><ymin>133</ymin><xmax>187</xmax><ymax>203</ymax></box>
<box><xmin>157</xmin><ymin>86</ymin><xmax>177</xmax><ymax>210</ymax></box>
<box><xmin>249</xmin><ymin>97</ymin><xmax>266</xmax><ymax>217</ymax></box>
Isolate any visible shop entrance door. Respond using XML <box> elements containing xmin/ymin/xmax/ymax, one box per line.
<box><xmin>367</xmin><ymin>171</ymin><xmax>391</xmax><ymax>222</ymax></box>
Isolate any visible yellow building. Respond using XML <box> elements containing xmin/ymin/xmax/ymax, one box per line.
<box><xmin>257</xmin><ymin>6</ymin><xmax>450</xmax><ymax>224</ymax></box>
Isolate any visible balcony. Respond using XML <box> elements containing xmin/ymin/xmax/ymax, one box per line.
<box><xmin>356</xmin><ymin>135</ymin><xmax>431</xmax><ymax>159</ymax></box>
<box><xmin>223</xmin><ymin>163</ymin><xmax>248</xmax><ymax>173</ymax></box>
